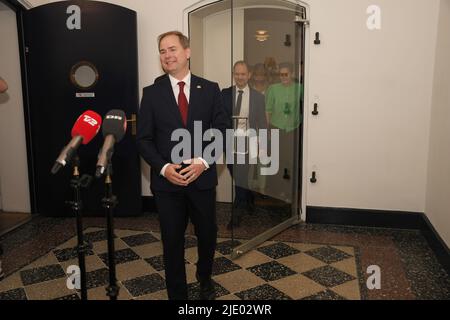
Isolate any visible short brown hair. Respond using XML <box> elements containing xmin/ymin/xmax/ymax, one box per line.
<box><xmin>233</xmin><ymin>60</ymin><xmax>250</xmax><ymax>72</ymax></box>
<box><xmin>252</xmin><ymin>63</ymin><xmax>267</xmax><ymax>76</ymax></box>
<box><xmin>158</xmin><ymin>31</ymin><xmax>190</xmax><ymax>49</ymax></box>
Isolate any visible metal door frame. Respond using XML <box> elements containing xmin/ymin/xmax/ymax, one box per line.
<box><xmin>185</xmin><ymin>0</ymin><xmax>310</xmax><ymax>259</ymax></box>
<box><xmin>230</xmin><ymin>17</ymin><xmax>309</xmax><ymax>260</ymax></box>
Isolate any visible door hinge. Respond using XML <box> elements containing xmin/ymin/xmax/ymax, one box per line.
<box><xmin>295</xmin><ymin>16</ymin><xmax>310</xmax><ymax>25</ymax></box>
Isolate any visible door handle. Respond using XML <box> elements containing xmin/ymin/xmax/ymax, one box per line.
<box><xmin>312</xmin><ymin>103</ymin><xmax>319</xmax><ymax>116</ymax></box>
<box><xmin>127</xmin><ymin>113</ymin><xmax>137</xmax><ymax>136</ymax></box>
<box><xmin>310</xmin><ymin>171</ymin><xmax>317</xmax><ymax>183</ymax></box>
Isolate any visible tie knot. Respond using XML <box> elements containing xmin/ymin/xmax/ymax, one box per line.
<box><xmin>178</xmin><ymin>81</ymin><xmax>185</xmax><ymax>89</ymax></box>
<box><xmin>238</xmin><ymin>90</ymin><xmax>244</xmax><ymax>94</ymax></box>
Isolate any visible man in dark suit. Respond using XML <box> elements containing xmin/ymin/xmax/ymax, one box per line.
<box><xmin>221</xmin><ymin>61</ymin><xmax>268</xmax><ymax>229</ymax></box>
<box><xmin>136</xmin><ymin>31</ymin><xmax>229</xmax><ymax>300</ymax></box>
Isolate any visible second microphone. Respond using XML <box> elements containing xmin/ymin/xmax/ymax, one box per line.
<box><xmin>96</xmin><ymin>109</ymin><xmax>127</xmax><ymax>178</ymax></box>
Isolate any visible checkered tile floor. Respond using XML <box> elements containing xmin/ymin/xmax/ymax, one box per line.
<box><xmin>0</xmin><ymin>227</ymin><xmax>362</xmax><ymax>300</ymax></box>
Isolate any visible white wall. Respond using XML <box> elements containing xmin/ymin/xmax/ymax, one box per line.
<box><xmin>306</xmin><ymin>0</ymin><xmax>439</xmax><ymax>213</ymax></box>
<box><xmin>426</xmin><ymin>0</ymin><xmax>450</xmax><ymax>247</ymax></box>
<box><xmin>0</xmin><ymin>2</ymin><xmax>31</xmax><ymax>213</ymax></box>
<box><xmin>25</xmin><ymin>0</ymin><xmax>443</xmax><ymax>218</ymax></box>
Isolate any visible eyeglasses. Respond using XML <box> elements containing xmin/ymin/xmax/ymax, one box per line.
<box><xmin>279</xmin><ymin>73</ymin><xmax>290</xmax><ymax>77</ymax></box>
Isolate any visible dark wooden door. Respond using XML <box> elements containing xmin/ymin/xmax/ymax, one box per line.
<box><xmin>23</xmin><ymin>0</ymin><xmax>141</xmax><ymax>216</ymax></box>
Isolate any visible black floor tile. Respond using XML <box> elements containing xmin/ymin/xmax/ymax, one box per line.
<box><xmin>145</xmin><ymin>255</ymin><xmax>165</xmax><ymax>272</ymax></box>
<box><xmin>55</xmin><ymin>293</ymin><xmax>80</xmax><ymax>300</ymax></box>
<box><xmin>0</xmin><ymin>288</ymin><xmax>27</xmax><ymax>300</ymax></box>
<box><xmin>20</xmin><ymin>264</ymin><xmax>66</xmax><ymax>286</ymax></box>
<box><xmin>302</xmin><ymin>265</ymin><xmax>355</xmax><ymax>287</ymax></box>
<box><xmin>53</xmin><ymin>246</ymin><xmax>94</xmax><ymax>262</ymax></box>
<box><xmin>121</xmin><ymin>233</ymin><xmax>158</xmax><ymax>247</ymax></box>
<box><xmin>98</xmin><ymin>248</ymin><xmax>141</xmax><ymax>266</ymax></box>
<box><xmin>257</xmin><ymin>242</ymin><xmax>301</xmax><ymax>259</ymax></box>
<box><xmin>235</xmin><ymin>284</ymin><xmax>292</xmax><ymax>300</ymax></box>
<box><xmin>247</xmin><ymin>261</ymin><xmax>296</xmax><ymax>282</ymax></box>
<box><xmin>123</xmin><ymin>273</ymin><xmax>166</xmax><ymax>297</ymax></box>
<box><xmin>84</xmin><ymin>230</ymin><xmax>113</xmax><ymax>243</ymax></box>
<box><xmin>86</xmin><ymin>268</ymin><xmax>110</xmax><ymax>289</ymax></box>
<box><xmin>215</xmin><ymin>240</ymin><xmax>242</xmax><ymax>255</ymax></box>
<box><xmin>212</xmin><ymin>257</ymin><xmax>242</xmax><ymax>276</ymax></box>
<box><xmin>187</xmin><ymin>280</ymin><xmax>229</xmax><ymax>300</ymax></box>
<box><xmin>144</xmin><ymin>255</ymin><xmax>189</xmax><ymax>272</ymax></box>
<box><xmin>304</xmin><ymin>246</ymin><xmax>353</xmax><ymax>264</ymax></box>
<box><xmin>301</xmin><ymin>289</ymin><xmax>346</xmax><ymax>300</ymax></box>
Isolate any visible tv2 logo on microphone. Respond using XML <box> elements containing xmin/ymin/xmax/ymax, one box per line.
<box><xmin>83</xmin><ymin>115</ymin><xmax>99</xmax><ymax>127</ymax></box>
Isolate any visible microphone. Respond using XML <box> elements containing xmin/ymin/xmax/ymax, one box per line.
<box><xmin>51</xmin><ymin>110</ymin><xmax>102</xmax><ymax>174</ymax></box>
<box><xmin>95</xmin><ymin>109</ymin><xmax>127</xmax><ymax>178</ymax></box>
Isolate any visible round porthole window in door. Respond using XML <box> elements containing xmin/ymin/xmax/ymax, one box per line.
<box><xmin>70</xmin><ymin>61</ymin><xmax>99</xmax><ymax>90</ymax></box>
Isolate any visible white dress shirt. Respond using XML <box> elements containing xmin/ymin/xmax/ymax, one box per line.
<box><xmin>160</xmin><ymin>72</ymin><xmax>209</xmax><ymax>177</ymax></box>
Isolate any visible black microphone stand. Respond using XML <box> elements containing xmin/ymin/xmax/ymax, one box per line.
<box><xmin>66</xmin><ymin>155</ymin><xmax>92</xmax><ymax>300</ymax></box>
<box><xmin>102</xmin><ymin>162</ymin><xmax>120</xmax><ymax>300</ymax></box>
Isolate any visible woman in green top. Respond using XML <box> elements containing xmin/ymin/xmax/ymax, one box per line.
<box><xmin>264</xmin><ymin>62</ymin><xmax>302</xmax><ymax>204</ymax></box>
<box><xmin>265</xmin><ymin>62</ymin><xmax>302</xmax><ymax>132</ymax></box>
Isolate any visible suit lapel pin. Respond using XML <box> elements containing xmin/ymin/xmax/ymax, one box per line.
<box><xmin>197</xmin><ymin>85</ymin><xmax>202</xmax><ymax>89</ymax></box>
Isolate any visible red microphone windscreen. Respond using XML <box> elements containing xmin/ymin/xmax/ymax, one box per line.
<box><xmin>71</xmin><ymin>110</ymin><xmax>102</xmax><ymax>144</ymax></box>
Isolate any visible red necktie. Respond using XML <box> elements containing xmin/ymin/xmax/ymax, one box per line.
<box><xmin>177</xmin><ymin>81</ymin><xmax>189</xmax><ymax>126</ymax></box>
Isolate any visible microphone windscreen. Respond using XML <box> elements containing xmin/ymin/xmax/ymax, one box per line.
<box><xmin>71</xmin><ymin>110</ymin><xmax>102</xmax><ymax>145</ymax></box>
<box><xmin>102</xmin><ymin>109</ymin><xmax>127</xmax><ymax>142</ymax></box>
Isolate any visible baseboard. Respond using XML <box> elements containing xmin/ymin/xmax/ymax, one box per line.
<box><xmin>306</xmin><ymin>206</ymin><xmax>450</xmax><ymax>276</ymax></box>
<box><xmin>420</xmin><ymin>214</ymin><xmax>450</xmax><ymax>277</ymax></box>
<box><xmin>306</xmin><ymin>206</ymin><xmax>428</xmax><ymax>229</ymax></box>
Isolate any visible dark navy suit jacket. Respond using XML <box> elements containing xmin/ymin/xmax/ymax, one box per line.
<box><xmin>137</xmin><ymin>74</ymin><xmax>229</xmax><ymax>193</ymax></box>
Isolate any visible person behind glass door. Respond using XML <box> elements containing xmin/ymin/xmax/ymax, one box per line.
<box><xmin>221</xmin><ymin>61</ymin><xmax>267</xmax><ymax>229</ymax></box>
<box><xmin>265</xmin><ymin>62</ymin><xmax>302</xmax><ymax>134</ymax></box>
<box><xmin>248</xmin><ymin>63</ymin><xmax>271</xmax><ymax>198</ymax></box>
<box><xmin>265</xmin><ymin>62</ymin><xmax>303</xmax><ymax>204</ymax></box>
<box><xmin>249</xmin><ymin>63</ymin><xmax>269</xmax><ymax>95</ymax></box>
<box><xmin>264</xmin><ymin>57</ymin><xmax>280</xmax><ymax>85</ymax></box>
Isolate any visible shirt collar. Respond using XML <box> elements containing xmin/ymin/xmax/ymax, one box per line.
<box><xmin>236</xmin><ymin>84</ymin><xmax>249</xmax><ymax>94</ymax></box>
<box><xmin>169</xmin><ymin>72</ymin><xmax>191</xmax><ymax>89</ymax></box>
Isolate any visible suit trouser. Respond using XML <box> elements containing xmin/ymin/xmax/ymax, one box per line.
<box><xmin>154</xmin><ymin>186</ymin><xmax>217</xmax><ymax>300</ymax></box>
<box><xmin>227</xmin><ymin>153</ymin><xmax>255</xmax><ymax>207</ymax></box>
